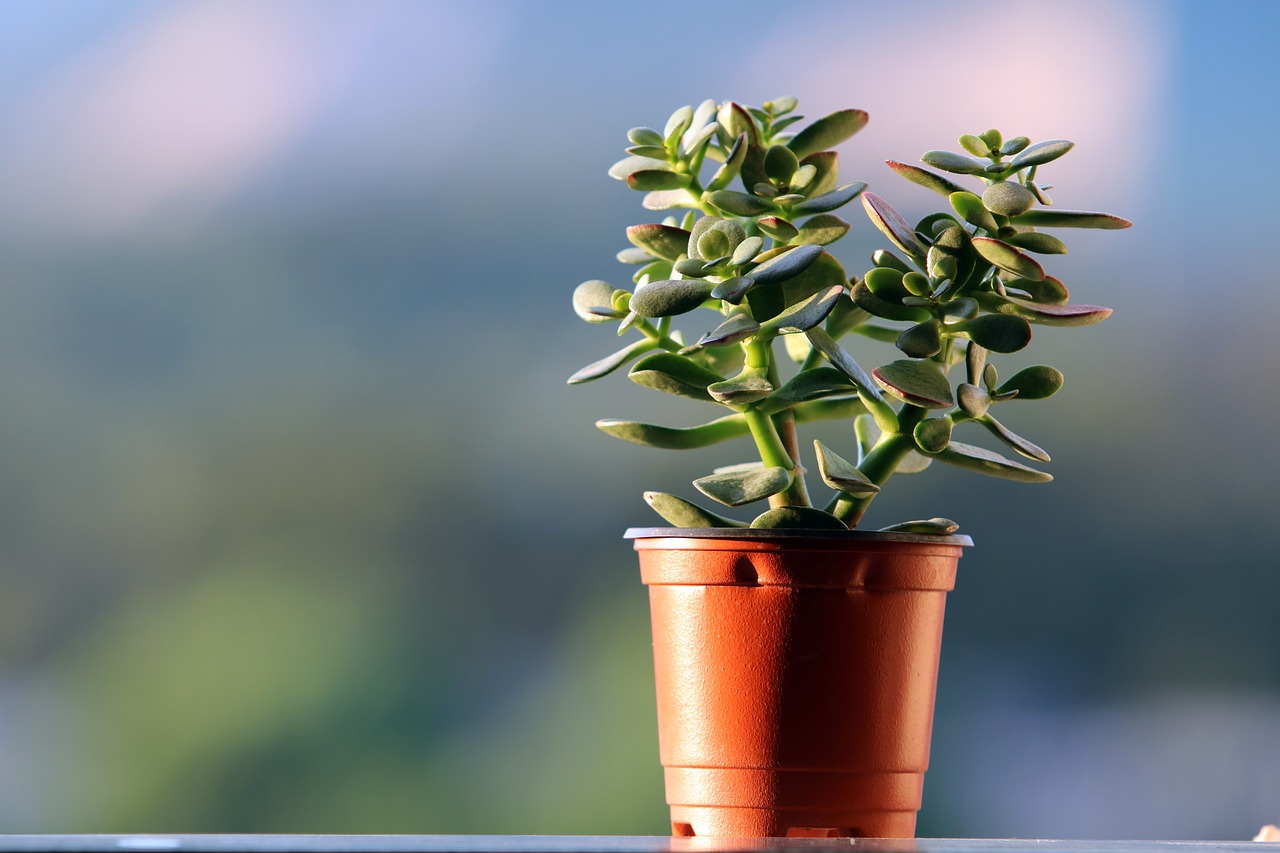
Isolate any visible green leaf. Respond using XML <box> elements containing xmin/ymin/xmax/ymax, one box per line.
<box><xmin>708</xmin><ymin>369</ymin><xmax>774</xmax><ymax>405</ymax></box>
<box><xmin>608</xmin><ymin>155</ymin><xmax>667</xmax><ymax>181</ymax></box>
<box><xmin>683</xmin><ymin>122</ymin><xmax>719</xmax><ymax>157</ymax></box>
<box><xmin>716</xmin><ymin>102</ymin><xmax>760</xmax><ymax>148</ymax></box>
<box><xmin>707</xmin><ymin>190</ymin><xmax>773</xmax><ymax>216</ymax></box>
<box><xmin>879</xmin><ymin>518</ymin><xmax>960</xmax><ymax>535</ymax></box>
<box><xmin>805</xmin><ymin>327</ymin><xmax>882</xmax><ymax>402</ymax></box>
<box><xmin>749</xmin><ymin>243</ymin><xmax>824</xmax><ymax>285</ymax></box>
<box><xmin>1002</xmin><ymin>231</ymin><xmax>1068</xmax><ymax>254</ymax></box>
<box><xmin>1000</xmin><ymin>136</ymin><xmax>1031</xmax><ymax>156</ymax></box>
<box><xmin>896</xmin><ymin>319</ymin><xmax>944</xmax><ymax>358</ymax></box>
<box><xmin>950</xmin><ymin>191</ymin><xmax>999</xmax><ymax>233</ymax></box>
<box><xmin>874</xmin><ymin>359</ymin><xmax>955</xmax><ymax>409</ymax></box>
<box><xmin>920</xmin><ymin>150</ymin><xmax>987</xmax><ymax>175</ymax></box>
<box><xmin>674</xmin><ymin>258</ymin><xmax>713</xmax><ymax>278</ymax></box>
<box><xmin>629</xmin><ymin>352</ymin><xmax>725</xmax><ymax>401</ymax></box>
<box><xmin>862</xmin><ymin>192</ymin><xmax>928</xmax><ymax>260</ymax></box>
<box><xmin>995</xmin><ymin>365</ymin><xmax>1063</xmax><ymax>400</ymax></box>
<box><xmin>764</xmin><ymin>144</ymin><xmax>800</xmax><ymax>183</ymax></box>
<box><xmin>693</xmin><ymin>310</ymin><xmax>759</xmax><ymax>347</ymax></box>
<box><xmin>786</xmin><ymin>108</ymin><xmax>868</xmax><ymax>159</ymax></box>
<box><xmin>980</xmin><ymin>415</ymin><xmax>1050</xmax><ymax>462</ymax></box>
<box><xmin>795</xmin><ymin>214</ymin><xmax>850</xmax><ymax>245</ymax></box>
<box><xmin>942</xmin><ymin>297</ymin><xmax>979</xmax><ymax>323</ymax></box>
<box><xmin>626</xmin><ymin>224</ymin><xmax>692</xmax><ymax>262</ymax></box>
<box><xmin>626</xmin><ymin>144</ymin><xmax>670</xmax><ymax>159</ymax></box>
<box><xmin>792</xmin><ymin>181</ymin><xmax>866</xmax><ymax>215</ymax></box>
<box><xmin>573</xmin><ymin>280</ymin><xmax>621</xmax><ymax>323</ymax></box>
<box><xmin>597</xmin><ymin>413</ymin><xmax>747</xmax><ymax>449</ymax></box>
<box><xmin>959</xmin><ymin>134</ymin><xmax>991</xmax><ymax>158</ymax></box>
<box><xmin>708</xmin><ymin>276</ymin><xmax>753</xmax><ymax>305</ymax></box>
<box><xmin>643</xmin><ymin>190</ymin><xmax>695</xmax><ymax>210</ymax></box>
<box><xmin>750</xmin><ymin>506</ymin><xmax>849</xmax><ymax>530</ymax></box>
<box><xmin>814</xmin><ymin>440</ymin><xmax>880</xmax><ymax>495</ymax></box>
<box><xmin>1010</xmin><ymin>139</ymin><xmax>1074</xmax><ymax>170</ymax></box>
<box><xmin>694</xmin><ymin>467</ymin><xmax>792</xmax><ymax>507</ymax></box>
<box><xmin>664</xmin><ymin>104</ymin><xmax>695</xmax><ymax>146</ymax></box>
<box><xmin>616</xmin><ymin>247</ymin><xmax>651</xmax><ymax>265</ymax></box>
<box><xmin>757</xmin><ymin>216</ymin><xmax>799</xmax><ymax>242</ymax></box>
<box><xmin>628</xmin><ymin>127</ymin><xmax>665</xmax><ymax>146</ymax></box>
<box><xmin>1007</xmin><ymin>275</ymin><xmax>1069</xmax><ymax>304</ymax></box>
<box><xmin>706</xmin><ymin>133</ymin><xmax>748</xmax><ymax>192</ymax></box>
<box><xmin>913</xmin><ymin>417</ymin><xmax>953</xmax><ymax>453</ymax></box>
<box><xmin>852</xmin><ymin>279</ymin><xmax>930</xmax><ymax>323</ymax></box>
<box><xmin>729</xmin><ymin>236</ymin><xmax>762</xmax><ymax>266</ymax></box>
<box><xmin>760</xmin><ymin>284</ymin><xmax>844</xmax><ymax>335</ymax></box>
<box><xmin>629</xmin><ymin>279</ymin><xmax>715</xmax><ymax>317</ymax></box>
<box><xmin>966</xmin><ymin>342</ymin><xmax>988</xmax><ymax>386</ymax></box>
<box><xmin>982</xmin><ymin>181</ymin><xmax>1037</xmax><ymax>217</ymax></box>
<box><xmin>825</xmin><ymin>291</ymin><xmax>870</xmax><ymax>338</ymax></box>
<box><xmin>628</xmin><ymin>169</ymin><xmax>692</xmax><ymax>192</ymax></box>
<box><xmin>760</xmin><ymin>368</ymin><xmax>856</xmax><ymax>411</ymax></box>
<box><xmin>568</xmin><ymin>338</ymin><xmax>658</xmax><ymax>384</ymax></box>
<box><xmin>982</xmin><ymin>294</ymin><xmax>1113</xmax><ymax>327</ymax></box>
<box><xmin>871</xmin><ymin>249</ymin><xmax>912</xmax><ymax>273</ymax></box>
<box><xmin>897</xmin><ymin>451</ymin><xmax>934</xmax><ymax>475</ymax></box>
<box><xmin>800</xmin><ymin>151</ymin><xmax>839</xmax><ymax>197</ymax></box>
<box><xmin>972</xmin><ymin>237</ymin><xmax>1046</xmax><ymax>281</ymax></box>
<box><xmin>643</xmin><ymin>492</ymin><xmax>747</xmax><ymax>528</ymax></box>
<box><xmin>950</xmin><ymin>314</ymin><xmax>1032</xmax><ymax>353</ymax></box>
<box><xmin>696</xmin><ymin>220</ymin><xmax>746</xmax><ymax>260</ymax></box>
<box><xmin>932</xmin><ymin>441</ymin><xmax>1052</xmax><ymax>483</ymax></box>
<box><xmin>957</xmin><ymin>382</ymin><xmax>991</xmax><ymax>418</ymax></box>
<box><xmin>885</xmin><ymin>160</ymin><xmax>967</xmax><ymax>196</ymax></box>
<box><xmin>1011</xmin><ymin>209</ymin><xmax>1133</xmax><ymax>229</ymax></box>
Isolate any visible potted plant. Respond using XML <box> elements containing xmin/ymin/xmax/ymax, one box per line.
<box><xmin>569</xmin><ymin>97</ymin><xmax>1129</xmax><ymax>838</ymax></box>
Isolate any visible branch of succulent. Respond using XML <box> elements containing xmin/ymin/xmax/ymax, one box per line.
<box><xmin>570</xmin><ymin>99</ymin><xmax>1131</xmax><ymax>533</ymax></box>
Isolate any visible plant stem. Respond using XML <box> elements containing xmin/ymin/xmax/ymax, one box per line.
<box><xmin>829</xmin><ymin>431</ymin><xmax>915</xmax><ymax>526</ymax></box>
<box><xmin>743</xmin><ymin>339</ymin><xmax>809</xmax><ymax>507</ymax></box>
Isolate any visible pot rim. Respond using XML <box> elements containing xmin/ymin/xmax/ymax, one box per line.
<box><xmin>624</xmin><ymin>526</ymin><xmax>973</xmax><ymax>547</ymax></box>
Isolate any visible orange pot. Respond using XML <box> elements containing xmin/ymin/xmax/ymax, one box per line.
<box><xmin>630</xmin><ymin>527</ymin><xmax>970</xmax><ymax>839</ymax></box>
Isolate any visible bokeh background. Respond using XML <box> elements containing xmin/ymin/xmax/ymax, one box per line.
<box><xmin>0</xmin><ymin>0</ymin><xmax>1277</xmax><ymax>840</ymax></box>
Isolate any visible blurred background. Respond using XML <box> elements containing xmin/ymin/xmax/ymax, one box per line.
<box><xmin>0</xmin><ymin>0</ymin><xmax>1277</xmax><ymax>840</ymax></box>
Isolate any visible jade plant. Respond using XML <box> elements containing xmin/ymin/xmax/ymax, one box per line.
<box><xmin>569</xmin><ymin>97</ymin><xmax>1130</xmax><ymax>532</ymax></box>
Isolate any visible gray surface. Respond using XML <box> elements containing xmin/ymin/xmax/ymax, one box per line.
<box><xmin>0</xmin><ymin>838</ymin><xmax>1265</xmax><ymax>853</ymax></box>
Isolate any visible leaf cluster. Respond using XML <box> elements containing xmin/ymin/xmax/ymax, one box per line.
<box><xmin>571</xmin><ymin>102</ymin><xmax>1130</xmax><ymax>532</ymax></box>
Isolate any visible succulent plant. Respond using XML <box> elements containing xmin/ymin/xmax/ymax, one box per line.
<box><xmin>570</xmin><ymin>98</ymin><xmax>1130</xmax><ymax>532</ymax></box>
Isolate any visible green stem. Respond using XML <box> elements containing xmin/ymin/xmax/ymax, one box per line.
<box><xmin>829</xmin><ymin>431</ymin><xmax>916</xmax><ymax>526</ymax></box>
<box><xmin>741</xmin><ymin>338</ymin><xmax>808</xmax><ymax>507</ymax></box>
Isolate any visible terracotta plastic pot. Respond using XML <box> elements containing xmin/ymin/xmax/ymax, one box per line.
<box><xmin>629</xmin><ymin>527</ymin><xmax>971</xmax><ymax>839</ymax></box>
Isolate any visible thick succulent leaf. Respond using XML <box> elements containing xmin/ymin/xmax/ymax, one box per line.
<box><xmin>920</xmin><ymin>150</ymin><xmax>987</xmax><ymax>175</ymax></box>
<box><xmin>627</xmin><ymin>127</ymin><xmax>665</xmax><ymax>147</ymax></box>
<box><xmin>942</xmin><ymin>297</ymin><xmax>979</xmax><ymax>324</ymax></box>
<box><xmin>814</xmin><ymin>440</ymin><xmax>880</xmax><ymax>495</ymax></box>
<box><xmin>825</xmin><ymin>291</ymin><xmax>870</xmax><ymax>339</ymax></box>
<box><xmin>913</xmin><ymin>417</ymin><xmax>953</xmax><ymax>453</ymax></box>
<box><xmin>716</xmin><ymin>102</ymin><xmax>759</xmax><ymax>148</ymax></box>
<box><xmin>980</xmin><ymin>416</ymin><xmax>1050</xmax><ymax>462</ymax></box>
<box><xmin>644</xmin><ymin>491</ymin><xmax>747</xmax><ymax>528</ymax></box>
<box><xmin>896</xmin><ymin>319</ymin><xmax>943</xmax><ymax>358</ymax></box>
<box><xmin>932</xmin><ymin>441</ymin><xmax>1052</xmax><ymax>483</ymax></box>
<box><xmin>791</xmin><ymin>181</ymin><xmax>867</xmax><ymax>215</ymax></box>
<box><xmin>783</xmin><ymin>331</ymin><xmax>812</xmax><ymax>363</ymax></box>
<box><xmin>880</xmin><ymin>518</ymin><xmax>960</xmax><ymax>535</ymax></box>
<box><xmin>997</xmin><ymin>365</ymin><xmax>1064</xmax><ymax>399</ymax></box>
<box><xmin>628</xmin><ymin>352</ymin><xmax>725</xmax><ymax>401</ymax></box>
<box><xmin>951</xmin><ymin>314</ymin><xmax>1032</xmax><ymax>353</ymax></box>
<box><xmin>706</xmin><ymin>133</ymin><xmax>748</xmax><ymax>192</ymax></box>
<box><xmin>795</xmin><ymin>214</ymin><xmax>850</xmax><ymax>245</ymax></box>
<box><xmin>608</xmin><ymin>155</ymin><xmax>667</xmax><ymax>180</ymax></box>
<box><xmin>568</xmin><ymin>338</ymin><xmax>657</xmax><ymax>384</ymax></box>
<box><xmin>597</xmin><ymin>413</ymin><xmax>748</xmax><ymax>449</ymax></box>
<box><xmin>776</xmin><ymin>250</ymin><xmax>846</xmax><ymax>310</ymax></box>
<box><xmin>749</xmin><ymin>243</ymin><xmax>824</xmax><ymax>285</ymax></box>
<box><xmin>1011</xmin><ymin>209</ymin><xmax>1133</xmax><ymax>229</ymax></box>
<box><xmin>626</xmin><ymin>224</ymin><xmax>692</xmax><ymax>262</ymax></box>
<box><xmin>761</xmin><ymin>368</ymin><xmax>856</xmax><ymax>410</ymax></box>
<box><xmin>674</xmin><ymin>258</ymin><xmax>714</xmax><ymax>278</ymax></box>
<box><xmin>707</xmin><ymin>190</ymin><xmax>773</xmax><ymax>216</ymax></box>
<box><xmin>966</xmin><ymin>342</ymin><xmax>988</xmax><ymax>386</ymax></box>
<box><xmin>694</xmin><ymin>467</ymin><xmax>792</xmax><ymax>507</ymax></box>
<box><xmin>862</xmin><ymin>192</ymin><xmax>928</xmax><ymax>260</ymax></box>
<box><xmin>959</xmin><ymin>134</ymin><xmax>991</xmax><ymax>157</ymax></box>
<box><xmin>750</xmin><ymin>506</ymin><xmax>849</xmax><ymax>530</ymax></box>
<box><xmin>757</xmin><ymin>216</ymin><xmax>799</xmax><ymax>242</ymax></box>
<box><xmin>984</xmin><ymin>294</ymin><xmax>1113</xmax><ymax>327</ymax></box>
<box><xmin>1001</xmin><ymin>136</ymin><xmax>1031</xmax><ymax>156</ymax></box>
<box><xmin>803</xmin><ymin>328</ymin><xmax>876</xmax><ymax>394</ymax></box>
<box><xmin>852</xmin><ymin>280</ymin><xmax>931</xmax><ymax>323</ymax></box>
<box><xmin>972</xmin><ymin>237</ymin><xmax>1046</xmax><ymax>281</ymax></box>
<box><xmin>616</xmin><ymin>247</ymin><xmax>652</xmax><ymax>265</ymax></box>
<box><xmin>885</xmin><ymin>160</ymin><xmax>967</xmax><ymax>196</ymax></box>
<box><xmin>573</xmin><ymin>280</ymin><xmax>621</xmax><ymax>323</ymax></box>
<box><xmin>683</xmin><ymin>122</ymin><xmax>719</xmax><ymax>157</ymax></box>
<box><xmin>957</xmin><ymin>383</ymin><xmax>992</xmax><ymax>418</ymax></box>
<box><xmin>643</xmin><ymin>189</ymin><xmax>694</xmax><ymax>210</ymax></box>
<box><xmin>694</xmin><ymin>310</ymin><xmax>760</xmax><ymax>348</ymax></box>
<box><xmin>731</xmin><ymin>236</ymin><xmax>765</xmax><ymax>265</ymax></box>
<box><xmin>696</xmin><ymin>219</ymin><xmax>747</xmax><ymax>260</ymax></box>
<box><xmin>897</xmin><ymin>451</ymin><xmax>934</xmax><ymax>474</ymax></box>
<box><xmin>630</xmin><ymin>279</ymin><xmax>715</xmax><ymax>318</ymax></box>
<box><xmin>628</xmin><ymin>169</ymin><xmax>691</xmax><ymax>191</ymax></box>
<box><xmin>1002</xmin><ymin>231</ymin><xmax>1068</xmax><ymax>254</ymax></box>
<box><xmin>708</xmin><ymin>369</ymin><xmax>774</xmax><ymax>405</ymax></box>
<box><xmin>982</xmin><ymin>182</ymin><xmax>1037</xmax><ymax>217</ymax></box>
<box><xmin>626</xmin><ymin>144</ymin><xmax>670</xmax><ymax>159</ymax></box>
<box><xmin>873</xmin><ymin>360</ymin><xmax>955</xmax><ymax>409</ymax></box>
<box><xmin>664</xmin><ymin>104</ymin><xmax>695</xmax><ymax>143</ymax></box>
<box><xmin>1010</xmin><ymin>139</ymin><xmax>1074</xmax><ymax>170</ymax></box>
<box><xmin>786</xmin><ymin>108</ymin><xmax>868</xmax><ymax>159</ymax></box>
<box><xmin>764</xmin><ymin>144</ymin><xmax>800</xmax><ymax>183</ymax></box>
<box><xmin>760</xmin><ymin>284</ymin><xmax>844</xmax><ymax>336</ymax></box>
<box><xmin>800</xmin><ymin>151</ymin><xmax>839</xmax><ymax>197</ymax></box>
<box><xmin>863</xmin><ymin>267</ymin><xmax>905</xmax><ymax>299</ymax></box>
<box><xmin>871</xmin><ymin>249</ymin><xmax>912</xmax><ymax>273</ymax></box>
<box><xmin>709</xmin><ymin>276</ymin><xmax>753</xmax><ymax>304</ymax></box>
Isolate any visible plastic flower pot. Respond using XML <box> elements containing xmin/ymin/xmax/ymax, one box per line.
<box><xmin>629</xmin><ymin>527</ymin><xmax>970</xmax><ymax>838</ymax></box>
